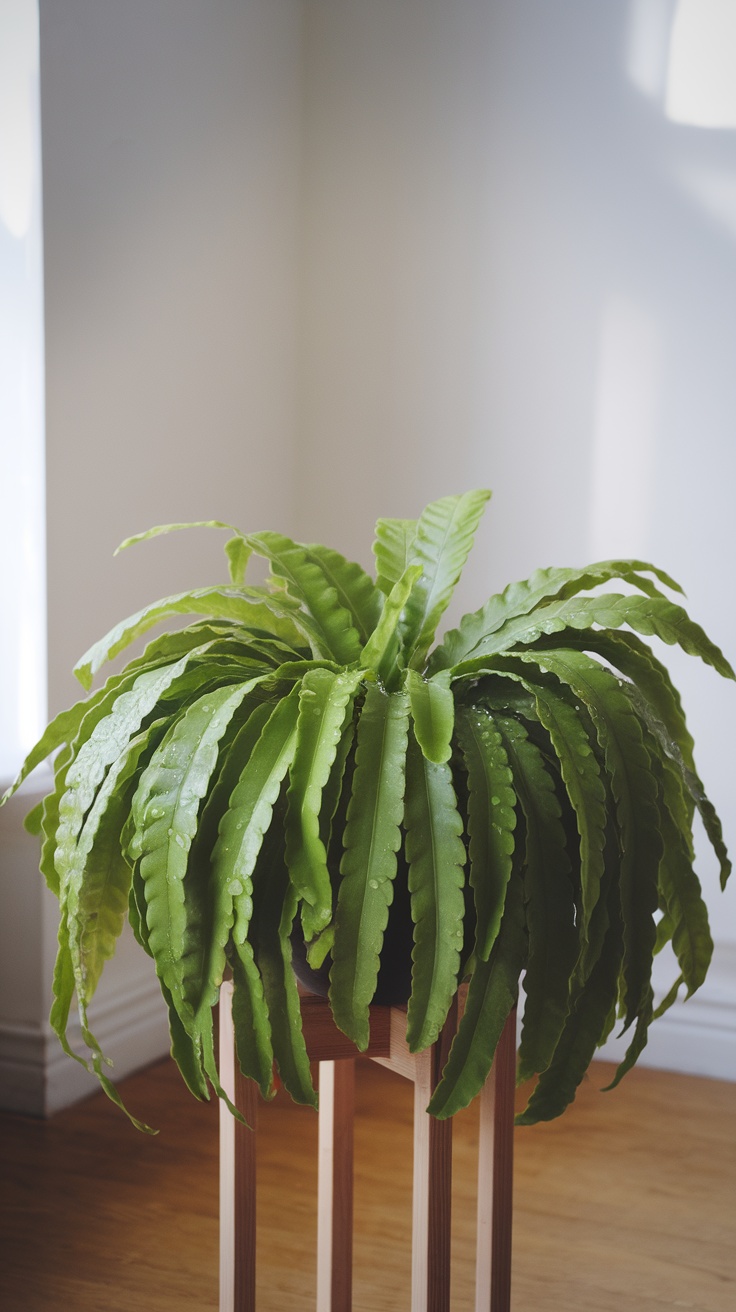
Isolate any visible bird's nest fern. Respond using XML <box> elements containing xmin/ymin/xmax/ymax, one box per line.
<box><xmin>3</xmin><ymin>490</ymin><xmax>732</xmax><ymax>1131</ymax></box>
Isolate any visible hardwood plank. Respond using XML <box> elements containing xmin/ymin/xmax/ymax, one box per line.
<box><xmin>1</xmin><ymin>1057</ymin><xmax>734</xmax><ymax>1311</ymax></box>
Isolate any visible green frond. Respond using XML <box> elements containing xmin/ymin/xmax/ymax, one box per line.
<box><xmin>285</xmin><ymin>669</ymin><xmax>363</xmax><ymax>940</ymax></box>
<box><xmin>429</xmin><ymin>558</ymin><xmax>685</xmax><ymax>673</ymax></box>
<box><xmin>494</xmin><ymin>715</ymin><xmax>578</xmax><ymax>1082</ymax></box>
<box><xmin>405</xmin><ymin>668</ymin><xmax>454</xmax><ymax>764</ymax></box>
<box><xmin>372</xmin><ymin>517</ymin><xmax>418</xmax><ymax>595</ymax></box>
<box><xmin>330</xmin><ymin>686</ymin><xmax>410</xmax><ymax>1048</ymax></box>
<box><xmin>401</xmin><ymin>490</ymin><xmax>491</xmax><ymax>670</ymax></box>
<box><xmin>247</xmin><ymin>530</ymin><xmax>364</xmax><ymax>664</ymax></box>
<box><xmin>454</xmin><ymin>707</ymin><xmax>516</xmax><ymax>962</ymax></box>
<box><xmin>404</xmin><ymin>732</ymin><xmax>467</xmax><ymax>1051</ymax></box>
<box><xmin>428</xmin><ymin>869</ymin><xmax>526</xmax><ymax>1119</ymax></box>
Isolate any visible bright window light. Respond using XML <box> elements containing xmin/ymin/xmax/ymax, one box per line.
<box><xmin>0</xmin><ymin>0</ymin><xmax>46</xmax><ymax>781</ymax></box>
<box><xmin>667</xmin><ymin>0</ymin><xmax>736</xmax><ymax>128</ymax></box>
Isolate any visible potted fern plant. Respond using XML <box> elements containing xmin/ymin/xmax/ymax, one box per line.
<box><xmin>3</xmin><ymin>490</ymin><xmax>731</xmax><ymax>1131</ymax></box>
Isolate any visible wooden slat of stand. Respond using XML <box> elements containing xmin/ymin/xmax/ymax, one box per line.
<box><xmin>219</xmin><ymin>985</ymin><xmax>258</xmax><ymax>1312</ymax></box>
<box><xmin>475</xmin><ymin>1006</ymin><xmax>517</xmax><ymax>1312</ymax></box>
<box><xmin>316</xmin><ymin>1060</ymin><xmax>355</xmax><ymax>1312</ymax></box>
<box><xmin>219</xmin><ymin>986</ymin><xmax>516</xmax><ymax>1312</ymax></box>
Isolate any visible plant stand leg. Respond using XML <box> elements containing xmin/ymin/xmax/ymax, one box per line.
<box><xmin>475</xmin><ymin>1005</ymin><xmax>517</xmax><ymax>1312</ymax></box>
<box><xmin>316</xmin><ymin>1059</ymin><xmax>355</xmax><ymax>1312</ymax></box>
<box><xmin>411</xmin><ymin>1002</ymin><xmax>457</xmax><ymax>1312</ymax></box>
<box><xmin>219</xmin><ymin>985</ymin><xmax>258</xmax><ymax>1312</ymax></box>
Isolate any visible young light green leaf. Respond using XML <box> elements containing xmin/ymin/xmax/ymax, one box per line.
<box><xmin>330</xmin><ymin>686</ymin><xmax>410</xmax><ymax>1049</ymax></box>
<box><xmin>372</xmin><ymin>518</ymin><xmax>418</xmax><ymax>595</ymax></box>
<box><xmin>404</xmin><ymin>732</ymin><xmax>467</xmax><ymax>1051</ymax></box>
<box><xmin>360</xmin><ymin>563</ymin><xmax>423</xmax><ymax>689</ymax></box>
<box><xmin>401</xmin><ymin>490</ymin><xmax>491</xmax><ymax>671</ymax></box>
<box><xmin>285</xmin><ymin>669</ymin><xmax>363</xmax><ymax>941</ymax></box>
<box><xmin>455</xmin><ymin>707</ymin><xmax>516</xmax><ymax>962</ymax></box>
<box><xmin>225</xmin><ymin>535</ymin><xmax>252</xmax><ymax>586</ymax></box>
<box><xmin>115</xmin><ymin>519</ymin><xmax>244</xmax><ymax>554</ymax></box>
<box><xmin>405</xmin><ymin>668</ymin><xmax>454</xmax><ymax>764</ymax></box>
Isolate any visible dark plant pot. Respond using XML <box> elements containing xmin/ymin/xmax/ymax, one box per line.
<box><xmin>291</xmin><ymin>855</ymin><xmax>415</xmax><ymax>1007</ymax></box>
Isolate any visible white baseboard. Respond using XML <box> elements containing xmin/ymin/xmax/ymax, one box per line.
<box><xmin>2</xmin><ymin>940</ymin><xmax>734</xmax><ymax>1120</ymax></box>
<box><xmin>597</xmin><ymin>941</ymin><xmax>736</xmax><ymax>1082</ymax></box>
<box><xmin>0</xmin><ymin>971</ymin><xmax>170</xmax><ymax>1117</ymax></box>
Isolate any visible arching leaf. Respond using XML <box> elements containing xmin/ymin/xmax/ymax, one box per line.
<box><xmin>465</xmin><ymin>662</ymin><xmax>607</xmax><ymax>973</ymax></box>
<box><xmin>230</xmin><ymin>945</ymin><xmax>274</xmax><ymax>1100</ymax></box>
<box><xmin>405</xmin><ymin>733</ymin><xmax>467</xmax><ymax>1051</ymax></box>
<box><xmin>208</xmin><ymin>689</ymin><xmax>301</xmax><ymax>1019</ymax></box>
<box><xmin>304</xmin><ymin>543</ymin><xmax>382</xmax><ymax>643</ymax></box>
<box><xmin>649</xmin><ymin>752</ymin><xmax>713</xmax><ymax>997</ymax></box>
<box><xmin>537</xmin><ymin>628</ymin><xmax>696</xmax><ymax>774</ymax></box>
<box><xmin>285</xmin><ymin>669</ymin><xmax>363</xmax><ymax>940</ymax></box>
<box><xmin>248</xmin><ymin>531</ymin><xmax>363</xmax><ymax>664</ymax></box>
<box><xmin>495</xmin><ymin>715</ymin><xmax>578</xmax><ymax>1082</ymax></box>
<box><xmin>250</xmin><ymin>821</ymin><xmax>317</xmax><ymax>1107</ymax></box>
<box><xmin>451</xmin><ymin>593</ymin><xmax>735</xmax><ymax>681</ymax></box>
<box><xmin>455</xmin><ymin>707</ymin><xmax>516</xmax><ymax>961</ymax></box>
<box><xmin>330</xmin><ymin>686</ymin><xmax>410</xmax><ymax>1048</ymax></box>
<box><xmin>160</xmin><ymin>979</ymin><xmax>209</xmax><ymax>1101</ymax></box>
<box><xmin>115</xmin><ymin>519</ymin><xmax>244</xmax><ymax>554</ymax></box>
<box><xmin>429</xmin><ymin>559</ymin><xmax>685</xmax><ymax>673</ymax></box>
<box><xmin>516</xmin><ymin>883</ymin><xmax>624</xmax><ymax>1125</ymax></box>
<box><xmin>53</xmin><ymin>654</ymin><xmax>208</xmax><ymax>909</ymax></box>
<box><xmin>510</xmin><ymin>649</ymin><xmax>662</xmax><ymax>1030</ymax></box>
<box><xmin>68</xmin><ymin>722</ymin><xmax>166</xmax><ymax>1019</ymax></box>
<box><xmin>624</xmin><ymin>681</ymin><xmax>731</xmax><ymax>891</ymax></box>
<box><xmin>74</xmin><ymin>586</ymin><xmax>309</xmax><ymax>689</ymax></box>
<box><xmin>133</xmin><ymin>682</ymin><xmax>257</xmax><ymax>1025</ymax></box>
<box><xmin>428</xmin><ymin>869</ymin><xmax>527</xmax><ymax>1120</ymax></box>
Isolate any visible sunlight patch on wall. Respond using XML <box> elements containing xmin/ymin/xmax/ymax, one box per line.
<box><xmin>626</xmin><ymin>0</ymin><xmax>677</xmax><ymax>103</ymax></box>
<box><xmin>0</xmin><ymin>0</ymin><xmax>46</xmax><ymax>780</ymax></box>
<box><xmin>667</xmin><ymin>0</ymin><xmax>736</xmax><ymax>128</ymax></box>
<box><xmin>590</xmin><ymin>297</ymin><xmax>662</xmax><ymax>562</ymax></box>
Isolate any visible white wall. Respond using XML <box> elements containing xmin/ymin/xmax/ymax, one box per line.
<box><xmin>1</xmin><ymin>0</ymin><xmax>304</xmax><ymax>1115</ymax></box>
<box><xmin>3</xmin><ymin>0</ymin><xmax>735</xmax><ymax>1114</ymax></box>
<box><xmin>40</xmin><ymin>0</ymin><xmax>304</xmax><ymax>718</ymax></box>
<box><xmin>297</xmin><ymin>0</ymin><xmax>736</xmax><ymax>1076</ymax></box>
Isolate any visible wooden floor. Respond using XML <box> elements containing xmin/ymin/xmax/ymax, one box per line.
<box><xmin>0</xmin><ymin>1055</ymin><xmax>734</xmax><ymax>1311</ymax></box>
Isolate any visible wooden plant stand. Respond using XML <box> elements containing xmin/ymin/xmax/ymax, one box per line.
<box><xmin>219</xmin><ymin>985</ymin><xmax>517</xmax><ymax>1312</ymax></box>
